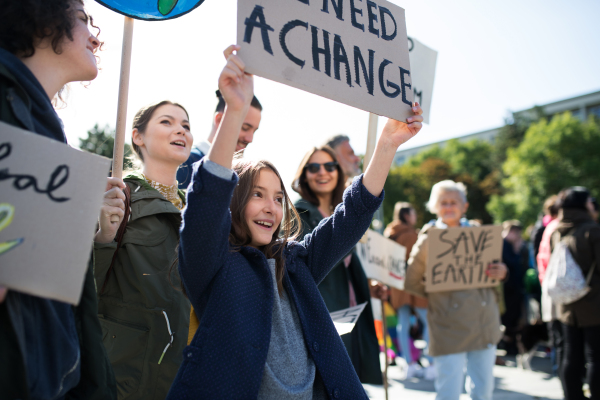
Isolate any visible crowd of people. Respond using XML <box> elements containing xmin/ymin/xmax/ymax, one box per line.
<box><xmin>380</xmin><ymin>188</ymin><xmax>599</xmax><ymax>400</ymax></box>
<box><xmin>1</xmin><ymin>1</ymin><xmax>598</xmax><ymax>400</ymax></box>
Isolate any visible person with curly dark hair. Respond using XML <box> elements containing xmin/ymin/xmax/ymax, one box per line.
<box><xmin>0</xmin><ymin>1</ymin><xmax>117</xmax><ymax>399</ymax></box>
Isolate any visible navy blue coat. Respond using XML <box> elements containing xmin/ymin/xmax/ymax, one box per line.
<box><xmin>166</xmin><ymin>160</ymin><xmax>383</xmax><ymax>399</ymax></box>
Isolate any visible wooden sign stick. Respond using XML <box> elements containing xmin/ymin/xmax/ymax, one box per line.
<box><xmin>363</xmin><ymin>112</ymin><xmax>389</xmax><ymax>400</ymax></box>
<box><xmin>110</xmin><ymin>17</ymin><xmax>134</xmax><ymax>222</ymax></box>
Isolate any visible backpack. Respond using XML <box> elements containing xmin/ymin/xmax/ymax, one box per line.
<box><xmin>544</xmin><ymin>230</ymin><xmax>596</xmax><ymax>306</ymax></box>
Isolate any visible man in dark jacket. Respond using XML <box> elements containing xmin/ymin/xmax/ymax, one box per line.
<box><xmin>500</xmin><ymin>220</ymin><xmax>529</xmax><ymax>355</ymax></box>
<box><xmin>0</xmin><ymin>1</ymin><xmax>116</xmax><ymax>398</ymax></box>
<box><xmin>176</xmin><ymin>90</ymin><xmax>262</xmax><ymax>189</ymax></box>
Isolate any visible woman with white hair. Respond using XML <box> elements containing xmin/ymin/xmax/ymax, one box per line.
<box><xmin>405</xmin><ymin>180</ymin><xmax>508</xmax><ymax>400</ymax></box>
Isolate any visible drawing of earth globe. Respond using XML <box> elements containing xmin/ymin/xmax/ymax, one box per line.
<box><xmin>95</xmin><ymin>0</ymin><xmax>206</xmax><ymax>20</ymax></box>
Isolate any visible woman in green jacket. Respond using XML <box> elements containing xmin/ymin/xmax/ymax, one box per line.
<box><xmin>94</xmin><ymin>100</ymin><xmax>192</xmax><ymax>399</ymax></box>
<box><xmin>292</xmin><ymin>145</ymin><xmax>384</xmax><ymax>385</ymax></box>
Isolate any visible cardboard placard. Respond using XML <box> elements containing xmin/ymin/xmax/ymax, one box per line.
<box><xmin>425</xmin><ymin>225</ymin><xmax>503</xmax><ymax>293</ymax></box>
<box><xmin>356</xmin><ymin>229</ymin><xmax>406</xmax><ymax>290</ymax></box>
<box><xmin>330</xmin><ymin>302</ymin><xmax>367</xmax><ymax>336</ymax></box>
<box><xmin>407</xmin><ymin>36</ymin><xmax>437</xmax><ymax>124</ymax></box>
<box><xmin>237</xmin><ymin>0</ymin><xmax>414</xmax><ymax>122</ymax></box>
<box><xmin>0</xmin><ymin>121</ymin><xmax>110</xmax><ymax>305</ymax></box>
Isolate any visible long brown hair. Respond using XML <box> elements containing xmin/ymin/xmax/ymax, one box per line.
<box><xmin>231</xmin><ymin>159</ymin><xmax>302</xmax><ymax>295</ymax></box>
<box><xmin>292</xmin><ymin>146</ymin><xmax>346</xmax><ymax>208</ymax></box>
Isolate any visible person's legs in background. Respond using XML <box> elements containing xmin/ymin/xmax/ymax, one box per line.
<box><xmin>397</xmin><ymin>305</ymin><xmax>412</xmax><ymax>364</ymax></box>
<box><xmin>415</xmin><ymin>306</ymin><xmax>435</xmax><ymax>379</ymax></box>
<box><xmin>549</xmin><ymin>320</ymin><xmax>564</xmax><ymax>377</ymax></box>
<box><xmin>583</xmin><ymin>325</ymin><xmax>600</xmax><ymax>399</ymax></box>
<box><xmin>465</xmin><ymin>345</ymin><xmax>496</xmax><ymax>400</ymax></box>
<box><xmin>434</xmin><ymin>352</ymin><xmax>466</xmax><ymax>400</ymax></box>
<box><xmin>560</xmin><ymin>323</ymin><xmax>585</xmax><ymax>400</ymax></box>
<box><xmin>398</xmin><ymin>304</ymin><xmax>421</xmax><ymax>377</ymax></box>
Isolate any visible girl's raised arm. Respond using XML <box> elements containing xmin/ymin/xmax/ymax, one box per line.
<box><xmin>178</xmin><ymin>46</ymin><xmax>254</xmax><ymax>301</ymax></box>
<box><xmin>206</xmin><ymin>45</ymin><xmax>254</xmax><ymax>169</ymax></box>
<box><xmin>362</xmin><ymin>105</ymin><xmax>424</xmax><ymax>196</ymax></box>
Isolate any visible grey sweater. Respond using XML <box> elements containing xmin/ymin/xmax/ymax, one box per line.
<box><xmin>257</xmin><ymin>259</ymin><xmax>328</xmax><ymax>400</ymax></box>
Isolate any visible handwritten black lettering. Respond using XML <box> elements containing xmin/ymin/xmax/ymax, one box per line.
<box><xmin>443</xmin><ymin>263</ymin><xmax>456</xmax><ymax>283</ymax></box>
<box><xmin>432</xmin><ymin>263</ymin><xmax>443</xmax><ymax>285</ymax></box>
<box><xmin>311</xmin><ymin>26</ymin><xmax>332</xmax><ymax>76</ymax></box>
<box><xmin>280</xmin><ymin>20</ymin><xmax>309</xmax><ymax>68</ymax></box>
<box><xmin>350</xmin><ymin>0</ymin><xmax>364</xmax><ymax>31</ymax></box>
<box><xmin>0</xmin><ymin>143</ymin><xmax>70</xmax><ymax>203</ymax></box>
<box><xmin>379</xmin><ymin>6</ymin><xmax>397</xmax><ymax>41</ymax></box>
<box><xmin>366</xmin><ymin>0</ymin><xmax>379</xmax><ymax>37</ymax></box>
<box><xmin>378</xmin><ymin>59</ymin><xmax>399</xmax><ymax>98</ymax></box>
<box><xmin>322</xmin><ymin>0</ymin><xmax>344</xmax><ymax>21</ymax></box>
<box><xmin>353</xmin><ymin>46</ymin><xmax>375</xmax><ymax>95</ymax></box>
<box><xmin>244</xmin><ymin>5</ymin><xmax>275</xmax><ymax>55</ymax></box>
<box><xmin>333</xmin><ymin>34</ymin><xmax>352</xmax><ymax>86</ymax></box>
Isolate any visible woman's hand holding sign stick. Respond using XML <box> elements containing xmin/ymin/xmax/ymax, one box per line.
<box><xmin>95</xmin><ymin>177</ymin><xmax>127</xmax><ymax>244</ymax></box>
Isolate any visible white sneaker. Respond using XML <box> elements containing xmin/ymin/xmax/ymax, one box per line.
<box><xmin>405</xmin><ymin>363</ymin><xmax>423</xmax><ymax>379</ymax></box>
<box><xmin>424</xmin><ymin>365</ymin><xmax>437</xmax><ymax>381</ymax></box>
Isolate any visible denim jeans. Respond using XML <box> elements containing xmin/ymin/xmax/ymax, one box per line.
<box><xmin>397</xmin><ymin>305</ymin><xmax>431</xmax><ymax>364</ymax></box>
<box><xmin>433</xmin><ymin>345</ymin><xmax>496</xmax><ymax>400</ymax></box>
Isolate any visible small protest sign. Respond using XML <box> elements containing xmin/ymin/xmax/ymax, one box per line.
<box><xmin>356</xmin><ymin>229</ymin><xmax>406</xmax><ymax>290</ymax></box>
<box><xmin>425</xmin><ymin>225</ymin><xmax>503</xmax><ymax>293</ymax></box>
<box><xmin>0</xmin><ymin>121</ymin><xmax>110</xmax><ymax>305</ymax></box>
<box><xmin>407</xmin><ymin>36</ymin><xmax>437</xmax><ymax>124</ymax></box>
<box><xmin>330</xmin><ymin>302</ymin><xmax>367</xmax><ymax>335</ymax></box>
<box><xmin>237</xmin><ymin>0</ymin><xmax>414</xmax><ymax>122</ymax></box>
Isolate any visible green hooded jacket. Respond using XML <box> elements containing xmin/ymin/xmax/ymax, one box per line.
<box><xmin>295</xmin><ymin>198</ymin><xmax>383</xmax><ymax>385</ymax></box>
<box><xmin>94</xmin><ymin>173</ymin><xmax>190</xmax><ymax>399</ymax></box>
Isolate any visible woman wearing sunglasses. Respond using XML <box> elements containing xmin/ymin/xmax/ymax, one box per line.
<box><xmin>292</xmin><ymin>146</ymin><xmax>383</xmax><ymax>385</ymax></box>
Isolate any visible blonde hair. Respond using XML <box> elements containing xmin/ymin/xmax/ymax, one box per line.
<box><xmin>426</xmin><ymin>180</ymin><xmax>467</xmax><ymax>213</ymax></box>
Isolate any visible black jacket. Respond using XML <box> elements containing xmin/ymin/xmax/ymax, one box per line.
<box><xmin>0</xmin><ymin>48</ymin><xmax>116</xmax><ymax>400</ymax></box>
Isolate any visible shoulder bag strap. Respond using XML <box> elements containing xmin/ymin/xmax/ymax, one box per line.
<box><xmin>100</xmin><ymin>185</ymin><xmax>132</xmax><ymax>295</ymax></box>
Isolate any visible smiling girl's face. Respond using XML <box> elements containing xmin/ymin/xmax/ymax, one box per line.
<box><xmin>132</xmin><ymin>104</ymin><xmax>192</xmax><ymax>166</ymax></box>
<box><xmin>245</xmin><ymin>168</ymin><xmax>284</xmax><ymax>247</ymax></box>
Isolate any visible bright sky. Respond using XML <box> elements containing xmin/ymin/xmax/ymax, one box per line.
<box><xmin>58</xmin><ymin>0</ymin><xmax>600</xmax><ymax>195</ymax></box>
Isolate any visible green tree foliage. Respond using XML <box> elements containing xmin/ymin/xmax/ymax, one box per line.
<box><xmin>79</xmin><ymin>124</ymin><xmax>133</xmax><ymax>171</ymax></box>
<box><xmin>383</xmin><ymin>139</ymin><xmax>498</xmax><ymax>227</ymax></box>
<box><xmin>487</xmin><ymin>113</ymin><xmax>600</xmax><ymax>226</ymax></box>
<box><xmin>492</xmin><ymin>106</ymin><xmax>546</xmax><ymax>166</ymax></box>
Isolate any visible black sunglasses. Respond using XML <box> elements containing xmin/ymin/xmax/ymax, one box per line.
<box><xmin>305</xmin><ymin>161</ymin><xmax>338</xmax><ymax>174</ymax></box>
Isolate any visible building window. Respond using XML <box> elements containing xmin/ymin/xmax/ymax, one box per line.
<box><xmin>394</xmin><ymin>155</ymin><xmax>406</xmax><ymax>165</ymax></box>
<box><xmin>588</xmin><ymin>104</ymin><xmax>600</xmax><ymax>119</ymax></box>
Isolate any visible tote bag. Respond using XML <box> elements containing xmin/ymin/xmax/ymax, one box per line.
<box><xmin>544</xmin><ymin>240</ymin><xmax>595</xmax><ymax>306</ymax></box>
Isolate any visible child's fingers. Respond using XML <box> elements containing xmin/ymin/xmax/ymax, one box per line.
<box><xmin>225</xmin><ymin>60</ymin><xmax>244</xmax><ymax>78</ymax></box>
<box><xmin>407</xmin><ymin>121</ymin><xmax>422</xmax><ymax>132</ymax></box>
<box><xmin>227</xmin><ymin>54</ymin><xmax>246</xmax><ymax>74</ymax></box>
<box><xmin>407</xmin><ymin>115</ymin><xmax>424</xmax><ymax>124</ymax></box>
<box><xmin>412</xmin><ymin>103</ymin><xmax>423</xmax><ymax>116</ymax></box>
<box><xmin>222</xmin><ymin>64</ymin><xmax>243</xmax><ymax>83</ymax></box>
<box><xmin>223</xmin><ymin>45</ymin><xmax>240</xmax><ymax>60</ymax></box>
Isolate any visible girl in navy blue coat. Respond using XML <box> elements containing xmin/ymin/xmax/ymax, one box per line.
<box><xmin>166</xmin><ymin>45</ymin><xmax>424</xmax><ymax>399</ymax></box>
